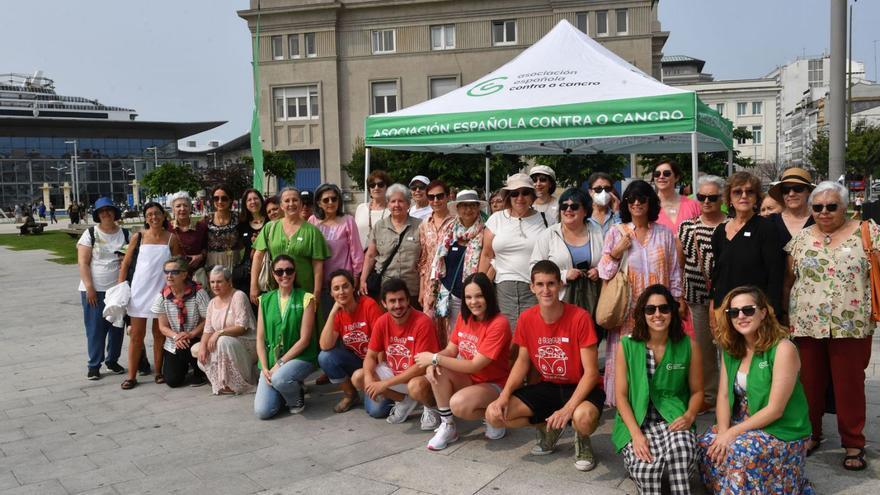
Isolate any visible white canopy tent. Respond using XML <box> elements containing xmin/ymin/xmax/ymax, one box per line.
<box><xmin>364</xmin><ymin>20</ymin><xmax>733</xmax><ymax>197</ymax></box>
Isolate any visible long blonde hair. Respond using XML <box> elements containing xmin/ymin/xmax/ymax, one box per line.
<box><xmin>716</xmin><ymin>286</ymin><xmax>788</xmax><ymax>359</ymax></box>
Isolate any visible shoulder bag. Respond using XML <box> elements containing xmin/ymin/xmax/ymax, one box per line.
<box><xmin>257</xmin><ymin>221</ymin><xmax>277</xmax><ymax>292</ymax></box>
<box><xmin>595</xmin><ymin>225</ymin><xmax>631</xmax><ymax>329</ymax></box>
<box><xmin>366</xmin><ymin>224</ymin><xmax>410</xmax><ymax>299</ymax></box>
<box><xmin>860</xmin><ymin>221</ymin><xmax>880</xmax><ymax>321</ymax></box>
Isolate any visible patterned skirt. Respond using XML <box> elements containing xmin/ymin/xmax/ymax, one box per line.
<box><xmin>196</xmin><ymin>336</ymin><xmax>257</xmax><ymax>395</ymax></box>
<box><xmin>696</xmin><ymin>390</ymin><xmax>813</xmax><ymax>494</ymax></box>
<box><xmin>622</xmin><ymin>420</ymin><xmax>696</xmax><ymax>495</ymax></box>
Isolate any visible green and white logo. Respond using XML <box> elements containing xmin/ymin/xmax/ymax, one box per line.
<box><xmin>467</xmin><ymin>77</ymin><xmax>507</xmax><ymax>97</ymax></box>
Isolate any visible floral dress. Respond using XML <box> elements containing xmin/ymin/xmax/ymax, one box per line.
<box><xmin>697</xmin><ymin>381</ymin><xmax>813</xmax><ymax>494</ymax></box>
<box><xmin>205</xmin><ymin>215</ymin><xmax>241</xmax><ymax>274</ymax></box>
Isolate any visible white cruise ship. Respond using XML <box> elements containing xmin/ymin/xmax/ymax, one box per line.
<box><xmin>0</xmin><ymin>71</ymin><xmax>137</xmax><ymax>121</ymax></box>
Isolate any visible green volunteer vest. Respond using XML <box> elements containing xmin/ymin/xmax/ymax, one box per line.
<box><xmin>722</xmin><ymin>341</ymin><xmax>811</xmax><ymax>442</ymax></box>
<box><xmin>612</xmin><ymin>335</ymin><xmax>693</xmax><ymax>452</ymax></box>
<box><xmin>259</xmin><ymin>288</ymin><xmax>318</xmax><ymax>369</ymax></box>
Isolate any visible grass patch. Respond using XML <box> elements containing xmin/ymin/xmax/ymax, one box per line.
<box><xmin>0</xmin><ymin>231</ymin><xmax>79</xmax><ymax>264</ymax></box>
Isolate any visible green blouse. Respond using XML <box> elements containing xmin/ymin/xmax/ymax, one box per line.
<box><xmin>253</xmin><ymin>219</ymin><xmax>330</xmax><ymax>293</ymax></box>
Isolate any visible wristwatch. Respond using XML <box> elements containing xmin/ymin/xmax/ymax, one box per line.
<box><xmin>431</xmin><ymin>353</ymin><xmax>439</xmax><ymax>367</ymax></box>
<box><xmin>277</xmin><ymin>358</ymin><xmax>285</xmax><ymax>366</ymax></box>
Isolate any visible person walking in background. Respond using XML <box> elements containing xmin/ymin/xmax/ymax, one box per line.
<box><xmin>37</xmin><ymin>202</ymin><xmax>46</xmax><ymax>223</ymax></box>
<box><xmin>49</xmin><ymin>203</ymin><xmax>57</xmax><ymax>223</ymax></box>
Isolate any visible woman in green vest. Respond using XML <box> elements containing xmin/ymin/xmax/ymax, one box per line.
<box><xmin>613</xmin><ymin>284</ymin><xmax>704</xmax><ymax>494</ymax></box>
<box><xmin>697</xmin><ymin>286</ymin><xmax>813</xmax><ymax>494</ymax></box>
<box><xmin>253</xmin><ymin>255</ymin><xmax>319</xmax><ymax>420</ymax></box>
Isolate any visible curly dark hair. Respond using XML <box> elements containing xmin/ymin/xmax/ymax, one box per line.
<box><xmin>620</xmin><ymin>180</ymin><xmax>661</xmax><ymax>223</ymax></box>
<box><xmin>631</xmin><ymin>284</ymin><xmax>684</xmax><ymax>343</ymax></box>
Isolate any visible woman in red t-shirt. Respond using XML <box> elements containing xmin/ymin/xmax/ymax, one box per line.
<box><xmin>413</xmin><ymin>272</ymin><xmax>511</xmax><ymax>450</ymax></box>
<box><xmin>318</xmin><ymin>269</ymin><xmax>384</xmax><ymax>413</ymax></box>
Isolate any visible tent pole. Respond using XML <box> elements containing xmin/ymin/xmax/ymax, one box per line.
<box><xmin>484</xmin><ymin>147</ymin><xmax>491</xmax><ymax>201</ymax></box>
<box><xmin>727</xmin><ymin>150</ymin><xmax>734</xmax><ymax>177</ymax></box>
<box><xmin>364</xmin><ymin>146</ymin><xmax>371</xmax><ymax>204</ymax></box>
<box><xmin>690</xmin><ymin>133</ymin><xmax>699</xmax><ymax>190</ymax></box>
<box><xmin>629</xmin><ymin>153</ymin><xmax>637</xmax><ymax>179</ymax></box>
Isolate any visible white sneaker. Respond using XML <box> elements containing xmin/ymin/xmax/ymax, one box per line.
<box><xmin>484</xmin><ymin>421</ymin><xmax>506</xmax><ymax>440</ymax></box>
<box><xmin>427</xmin><ymin>422</ymin><xmax>459</xmax><ymax>451</ymax></box>
<box><xmin>420</xmin><ymin>407</ymin><xmax>441</xmax><ymax>431</ymax></box>
<box><xmin>386</xmin><ymin>395</ymin><xmax>418</xmax><ymax>424</ymax></box>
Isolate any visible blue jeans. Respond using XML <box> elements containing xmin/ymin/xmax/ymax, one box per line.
<box><xmin>81</xmin><ymin>291</ymin><xmax>124</xmax><ymax>369</ymax></box>
<box><xmin>253</xmin><ymin>359</ymin><xmax>315</xmax><ymax>420</ymax></box>
<box><xmin>364</xmin><ymin>394</ymin><xmax>394</xmax><ymax>418</ymax></box>
<box><xmin>317</xmin><ymin>345</ymin><xmax>362</xmax><ymax>384</ymax></box>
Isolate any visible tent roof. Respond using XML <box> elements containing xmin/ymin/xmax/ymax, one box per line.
<box><xmin>365</xmin><ymin>20</ymin><xmax>732</xmax><ymax>155</ymax></box>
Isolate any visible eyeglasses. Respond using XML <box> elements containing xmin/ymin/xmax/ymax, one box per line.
<box><xmin>163</xmin><ymin>269</ymin><xmax>183</xmax><ymax>276</ymax></box>
<box><xmin>643</xmin><ymin>304</ymin><xmax>672</xmax><ymax>315</ymax></box>
<box><xmin>781</xmin><ymin>184</ymin><xmax>808</xmax><ymax>195</ymax></box>
<box><xmin>273</xmin><ymin>267</ymin><xmax>296</xmax><ymax>276</ymax></box>
<box><xmin>369</xmin><ymin>182</ymin><xmax>386</xmax><ymax>189</ymax></box>
<box><xmin>653</xmin><ymin>170</ymin><xmax>673</xmax><ymax>178</ymax></box>
<box><xmin>725</xmin><ymin>305</ymin><xmax>758</xmax><ymax>318</ymax></box>
<box><xmin>559</xmin><ymin>203</ymin><xmax>582</xmax><ymax>212</ymax></box>
<box><xmin>696</xmin><ymin>194</ymin><xmax>721</xmax><ymax>203</ymax></box>
<box><xmin>626</xmin><ymin>195</ymin><xmax>648</xmax><ymax>205</ymax></box>
<box><xmin>731</xmin><ymin>188</ymin><xmax>756</xmax><ymax>197</ymax></box>
<box><xmin>811</xmin><ymin>203</ymin><xmax>839</xmax><ymax>213</ymax></box>
<box><xmin>410</xmin><ymin>184</ymin><xmax>427</xmax><ymax>191</ymax></box>
<box><xmin>508</xmin><ymin>189</ymin><xmax>533</xmax><ymax>198</ymax></box>
<box><xmin>591</xmin><ymin>186</ymin><xmax>613</xmax><ymax>193</ymax></box>
<box><xmin>321</xmin><ymin>196</ymin><xmax>339</xmax><ymax>204</ymax></box>
<box><xmin>427</xmin><ymin>192</ymin><xmax>446</xmax><ymax>201</ymax></box>
<box><xmin>532</xmin><ymin>175</ymin><xmax>552</xmax><ymax>183</ymax></box>
<box><xmin>213</xmin><ymin>195</ymin><xmax>229</xmax><ymax>202</ymax></box>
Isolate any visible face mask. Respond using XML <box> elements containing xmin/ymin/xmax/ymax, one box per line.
<box><xmin>593</xmin><ymin>190</ymin><xmax>610</xmax><ymax>207</ymax></box>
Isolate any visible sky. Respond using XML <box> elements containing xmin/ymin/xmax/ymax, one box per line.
<box><xmin>2</xmin><ymin>0</ymin><xmax>878</xmax><ymax>145</ymax></box>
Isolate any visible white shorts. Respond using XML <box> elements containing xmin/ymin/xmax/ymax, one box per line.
<box><xmin>376</xmin><ymin>362</ymin><xmax>410</xmax><ymax>394</ymax></box>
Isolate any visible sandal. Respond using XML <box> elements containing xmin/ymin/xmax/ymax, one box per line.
<box><xmin>154</xmin><ymin>374</ymin><xmax>165</xmax><ymax>385</ymax></box>
<box><xmin>843</xmin><ymin>448</ymin><xmax>867</xmax><ymax>471</ymax></box>
<box><xmin>333</xmin><ymin>393</ymin><xmax>360</xmax><ymax>413</ymax></box>
<box><xmin>806</xmin><ymin>437</ymin><xmax>822</xmax><ymax>457</ymax></box>
<box><xmin>121</xmin><ymin>378</ymin><xmax>138</xmax><ymax>390</ymax></box>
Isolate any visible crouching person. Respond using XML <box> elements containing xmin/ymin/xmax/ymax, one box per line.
<box><xmin>486</xmin><ymin>260</ymin><xmax>605</xmax><ymax>472</ymax></box>
<box><xmin>352</xmin><ymin>278</ymin><xmax>440</xmax><ymax>422</ymax></box>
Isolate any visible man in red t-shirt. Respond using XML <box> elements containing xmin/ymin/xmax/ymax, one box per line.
<box><xmin>352</xmin><ymin>278</ymin><xmax>440</xmax><ymax>425</ymax></box>
<box><xmin>486</xmin><ymin>260</ymin><xmax>604</xmax><ymax>472</ymax></box>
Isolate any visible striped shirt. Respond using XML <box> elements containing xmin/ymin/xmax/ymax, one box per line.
<box><xmin>151</xmin><ymin>289</ymin><xmax>210</xmax><ymax>354</ymax></box>
<box><xmin>677</xmin><ymin>218</ymin><xmax>717</xmax><ymax>305</ymax></box>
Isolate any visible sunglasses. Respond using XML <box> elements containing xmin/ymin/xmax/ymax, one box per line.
<box><xmin>213</xmin><ymin>195</ymin><xmax>229</xmax><ymax>202</ymax></box>
<box><xmin>532</xmin><ymin>175</ymin><xmax>552</xmax><ymax>183</ymax></box>
<box><xmin>369</xmin><ymin>182</ymin><xmax>386</xmax><ymax>189</ymax></box>
<box><xmin>781</xmin><ymin>184</ymin><xmax>808</xmax><ymax>195</ymax></box>
<box><xmin>591</xmin><ymin>186</ymin><xmax>613</xmax><ymax>193</ymax></box>
<box><xmin>163</xmin><ymin>269</ymin><xmax>183</xmax><ymax>276</ymax></box>
<box><xmin>273</xmin><ymin>267</ymin><xmax>296</xmax><ymax>277</ymax></box>
<box><xmin>490</xmin><ymin>198</ymin><xmax>504</xmax><ymax>204</ymax></box>
<box><xmin>559</xmin><ymin>203</ymin><xmax>582</xmax><ymax>212</ymax></box>
<box><xmin>321</xmin><ymin>196</ymin><xmax>338</xmax><ymax>204</ymax></box>
<box><xmin>626</xmin><ymin>195</ymin><xmax>648</xmax><ymax>205</ymax></box>
<box><xmin>653</xmin><ymin>170</ymin><xmax>673</xmax><ymax>178</ymax></box>
<box><xmin>644</xmin><ymin>304</ymin><xmax>672</xmax><ymax>315</ymax></box>
<box><xmin>696</xmin><ymin>194</ymin><xmax>721</xmax><ymax>203</ymax></box>
<box><xmin>508</xmin><ymin>189</ymin><xmax>533</xmax><ymax>198</ymax></box>
<box><xmin>731</xmin><ymin>188</ymin><xmax>756</xmax><ymax>197</ymax></box>
<box><xmin>410</xmin><ymin>184</ymin><xmax>427</xmax><ymax>191</ymax></box>
<box><xmin>725</xmin><ymin>305</ymin><xmax>758</xmax><ymax>318</ymax></box>
<box><xmin>427</xmin><ymin>192</ymin><xmax>446</xmax><ymax>201</ymax></box>
<box><xmin>811</xmin><ymin>203</ymin><xmax>839</xmax><ymax>213</ymax></box>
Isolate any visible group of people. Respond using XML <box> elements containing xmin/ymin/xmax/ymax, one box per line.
<box><xmin>76</xmin><ymin>164</ymin><xmax>875</xmax><ymax>494</ymax></box>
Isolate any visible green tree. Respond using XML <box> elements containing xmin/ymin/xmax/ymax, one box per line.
<box><xmin>141</xmin><ymin>162</ymin><xmax>201</xmax><ymax>196</ymax></box>
<box><xmin>242</xmin><ymin>151</ymin><xmax>298</xmax><ymax>184</ymax></box>
<box><xmin>638</xmin><ymin>127</ymin><xmax>755</xmax><ymax>184</ymax></box>
<box><xmin>200</xmin><ymin>162</ymin><xmax>253</xmax><ymax>200</ymax></box>
<box><xmin>527</xmin><ymin>153</ymin><xmax>629</xmax><ymax>188</ymax></box>
<box><xmin>808</xmin><ymin>123</ymin><xmax>880</xmax><ymax>181</ymax></box>
<box><xmin>807</xmin><ymin>130</ymin><xmax>829</xmax><ymax>176</ymax></box>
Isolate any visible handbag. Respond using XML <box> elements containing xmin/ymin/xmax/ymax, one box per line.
<box><xmin>860</xmin><ymin>221</ymin><xmax>880</xmax><ymax>321</ymax></box>
<box><xmin>125</xmin><ymin>232</ymin><xmax>142</xmax><ymax>284</ymax></box>
<box><xmin>595</xmin><ymin>225</ymin><xmax>631</xmax><ymax>329</ymax></box>
<box><xmin>366</xmin><ymin>225</ymin><xmax>410</xmax><ymax>299</ymax></box>
<box><xmin>257</xmin><ymin>221</ymin><xmax>277</xmax><ymax>292</ymax></box>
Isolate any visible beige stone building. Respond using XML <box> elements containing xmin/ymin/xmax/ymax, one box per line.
<box><xmin>238</xmin><ymin>0</ymin><xmax>669</xmax><ymax>194</ymax></box>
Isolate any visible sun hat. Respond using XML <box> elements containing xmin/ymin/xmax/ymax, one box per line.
<box><xmin>299</xmin><ymin>190</ymin><xmax>314</xmax><ymax>205</ymax></box>
<box><xmin>92</xmin><ymin>197</ymin><xmax>121</xmax><ymax>222</ymax></box>
<box><xmin>529</xmin><ymin>165</ymin><xmax>556</xmax><ymax>182</ymax></box>
<box><xmin>767</xmin><ymin>167</ymin><xmax>815</xmax><ymax>203</ymax></box>
<box><xmin>409</xmin><ymin>175</ymin><xmax>430</xmax><ymax>187</ymax></box>
<box><xmin>502</xmin><ymin>173</ymin><xmax>536</xmax><ymax>191</ymax></box>
<box><xmin>451</xmin><ymin>189</ymin><xmax>488</xmax><ymax>210</ymax></box>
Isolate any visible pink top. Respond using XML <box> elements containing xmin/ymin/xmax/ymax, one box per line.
<box><xmin>204</xmin><ymin>290</ymin><xmax>256</xmax><ymax>341</ymax></box>
<box><xmin>656</xmin><ymin>195</ymin><xmax>701</xmax><ymax>234</ymax></box>
<box><xmin>309</xmin><ymin>214</ymin><xmax>364</xmax><ymax>284</ymax></box>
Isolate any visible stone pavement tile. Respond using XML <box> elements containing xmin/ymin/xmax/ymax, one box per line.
<box><xmin>20</xmin><ymin>416</ymin><xmax>93</xmax><ymax>439</ymax></box>
<box><xmin>805</xmin><ymin>459</ymin><xmax>880</xmax><ymax>494</ymax></box>
<box><xmin>310</xmin><ymin>430</ymin><xmax>425</xmax><ymax>470</ymax></box>
<box><xmin>246</xmin><ymin>457</ymin><xmax>333</xmax><ymax>490</ymax></box>
<box><xmin>3</xmin><ymin>401</ymin><xmax>72</xmax><ymax>420</ymax></box>
<box><xmin>57</xmin><ymin>459</ymin><xmax>145</xmax><ymax>494</ymax></box>
<box><xmin>111</xmin><ymin>466</ymin><xmax>201</xmax><ymax>494</ymax></box>
<box><xmin>0</xmin><ymin>430</ymin><xmax>26</xmax><ymax>446</ymax></box>
<box><xmin>0</xmin><ymin>479</ymin><xmax>67</xmax><ymax>495</ymax></box>
<box><xmin>0</xmin><ymin>400</ymin><xmax>32</xmax><ymax>415</ymax></box>
<box><xmin>343</xmin><ymin>450</ymin><xmax>506</xmax><ymax>495</ymax></box>
<box><xmin>86</xmin><ymin>441</ymin><xmax>167</xmax><ymax>468</ymax></box>
<box><xmin>474</xmin><ymin>468</ymin><xmax>628</xmax><ymax>495</ymax></box>
<box><xmin>255</xmin><ymin>471</ymin><xmax>399</xmax><ymax>495</ymax></box>
<box><xmin>78</xmin><ymin>487</ymin><xmax>120</xmax><ymax>495</ymax></box>
<box><xmin>0</xmin><ymin>453</ymin><xmax>49</xmax><ymax>474</ymax></box>
<box><xmin>0</xmin><ymin>473</ymin><xmax>18</xmax><ymax>491</ymax></box>
<box><xmin>44</xmin><ymin>432</ymin><xmax>121</xmax><ymax>462</ymax></box>
<box><xmin>12</xmin><ymin>454</ymin><xmax>96</xmax><ymax>485</ymax></box>
<box><xmin>171</xmin><ymin>474</ymin><xmax>263</xmax><ymax>495</ymax></box>
<box><xmin>187</xmin><ymin>452</ymin><xmax>264</xmax><ymax>481</ymax></box>
<box><xmin>108</xmin><ymin>423</ymin><xmax>187</xmax><ymax>448</ymax></box>
<box><xmin>389</xmin><ymin>490</ymin><xmax>432</xmax><ymax>495</ymax></box>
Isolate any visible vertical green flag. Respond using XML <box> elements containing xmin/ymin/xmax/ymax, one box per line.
<box><xmin>249</xmin><ymin>6</ymin><xmax>264</xmax><ymax>191</ymax></box>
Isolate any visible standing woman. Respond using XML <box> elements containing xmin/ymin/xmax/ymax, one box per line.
<box><xmin>78</xmin><ymin>197</ymin><xmax>129</xmax><ymax>380</ymax></box>
<box><xmin>587</xmin><ymin>172</ymin><xmax>620</xmax><ymax>237</ymax></box>
<box><xmin>355</xmin><ymin>170</ymin><xmax>391</xmax><ymax>249</ymax></box>
<box><xmin>479</xmin><ymin>173</ymin><xmax>550</xmax><ymax>332</ymax></box>
<box><xmin>766</xmin><ymin>167</ymin><xmax>815</xmax><ymax>247</ymax></box>
<box><xmin>530</xmin><ymin>165</ymin><xmax>559</xmax><ymax>223</ymax></box>
<box><xmin>613</xmin><ymin>285</ymin><xmax>703</xmax><ymax>495</ymax></box>
<box><xmin>785</xmin><ymin>181</ymin><xmax>875</xmax><ymax>470</ymax></box>
<box><xmin>254</xmin><ymin>255</ymin><xmax>319</xmax><ymax>419</ymax></box>
<box><xmin>265</xmin><ymin>195</ymin><xmax>283</xmax><ymax>221</ymax></box>
<box><xmin>234</xmin><ymin>188</ymin><xmax>266</xmax><ymax>293</ymax></box>
<box><xmin>598</xmin><ymin>180</ymin><xmax>684</xmax><ymax>406</ymax></box>
<box><xmin>698</xmin><ymin>286</ymin><xmax>813</xmax><ymax>494</ymax></box>
<box><xmin>678</xmin><ymin>175</ymin><xmax>727</xmax><ymax>412</ymax></box>
<box><xmin>489</xmin><ymin>190</ymin><xmax>506</xmax><ymax>214</ymax></box>
<box><xmin>204</xmin><ymin>186</ymin><xmax>241</xmax><ymax>277</ymax></box>
<box><xmin>652</xmin><ymin>161</ymin><xmax>701</xmax><ymax>234</ymax></box>
<box><xmin>250</xmin><ymin>187</ymin><xmax>330</xmax><ymax>308</ymax></box>
<box><xmin>169</xmin><ymin>191</ymin><xmax>208</xmax><ymax>287</ymax></box>
<box><xmin>118</xmin><ymin>202</ymin><xmax>182</xmax><ymax>389</ymax></box>
<box><xmin>310</xmin><ymin>183</ymin><xmax>364</xmax><ymax>322</ymax></box>
<box><xmin>418</xmin><ymin>180</ymin><xmax>455</xmax><ymax>318</ymax></box>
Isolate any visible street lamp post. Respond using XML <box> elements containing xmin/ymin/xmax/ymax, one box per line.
<box><xmin>64</xmin><ymin>140</ymin><xmax>79</xmax><ymax>204</ymax></box>
<box><xmin>131</xmin><ymin>158</ymin><xmax>142</xmax><ymax>181</ymax></box>
<box><xmin>206</xmin><ymin>152</ymin><xmax>218</xmax><ymax>169</ymax></box>
<box><xmin>145</xmin><ymin>146</ymin><xmax>159</xmax><ymax>171</ymax></box>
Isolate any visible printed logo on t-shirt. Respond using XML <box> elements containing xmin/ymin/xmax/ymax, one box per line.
<box><xmin>342</xmin><ymin>330</ymin><xmax>370</xmax><ymax>358</ymax></box>
<box><xmin>666</xmin><ymin>363</ymin><xmax>686</xmax><ymax>371</ymax></box>
<box><xmin>537</xmin><ymin>344</ymin><xmax>568</xmax><ymax>379</ymax></box>
<box><xmin>386</xmin><ymin>337</ymin><xmax>412</xmax><ymax>373</ymax></box>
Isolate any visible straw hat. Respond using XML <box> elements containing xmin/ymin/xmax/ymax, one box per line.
<box><xmin>767</xmin><ymin>167</ymin><xmax>815</xmax><ymax>203</ymax></box>
<box><xmin>450</xmin><ymin>189</ymin><xmax>488</xmax><ymax>210</ymax></box>
<box><xmin>502</xmin><ymin>173</ymin><xmax>535</xmax><ymax>190</ymax></box>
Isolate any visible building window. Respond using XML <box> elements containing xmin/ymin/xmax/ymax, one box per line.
<box><xmin>431</xmin><ymin>24</ymin><xmax>455</xmax><ymax>50</ymax></box>
<box><xmin>430</xmin><ymin>77</ymin><xmax>458</xmax><ymax>98</ymax></box>
<box><xmin>736</xmin><ymin>102</ymin><xmax>748</xmax><ymax>116</ymax></box>
<box><xmin>752</xmin><ymin>125</ymin><xmax>763</xmax><ymax>144</ymax></box>
<box><xmin>372</xmin><ymin>29</ymin><xmax>396</xmax><ymax>54</ymax></box>
<box><xmin>752</xmin><ymin>101</ymin><xmax>763</xmax><ymax>115</ymax></box>
<box><xmin>715</xmin><ymin>103</ymin><xmax>724</xmax><ymax>115</ymax></box>
<box><xmin>271</xmin><ymin>36</ymin><xmax>283</xmax><ymax>60</ymax></box>
<box><xmin>273</xmin><ymin>85</ymin><xmax>319</xmax><ymax>120</ymax></box>
<box><xmin>736</xmin><ymin>126</ymin><xmax>748</xmax><ymax>145</ymax></box>
<box><xmin>289</xmin><ymin>35</ymin><xmax>300</xmax><ymax>59</ymax></box>
<box><xmin>575</xmin><ymin>12</ymin><xmax>588</xmax><ymax>34</ymax></box>
<box><xmin>492</xmin><ymin>20</ymin><xmax>516</xmax><ymax>46</ymax></box>
<box><xmin>372</xmin><ymin>81</ymin><xmax>398</xmax><ymax>114</ymax></box>
<box><xmin>808</xmin><ymin>58</ymin><xmax>823</xmax><ymax>88</ymax></box>
<box><xmin>616</xmin><ymin>9</ymin><xmax>628</xmax><ymax>34</ymax></box>
<box><xmin>596</xmin><ymin>11</ymin><xmax>608</xmax><ymax>36</ymax></box>
<box><xmin>305</xmin><ymin>33</ymin><xmax>316</xmax><ymax>57</ymax></box>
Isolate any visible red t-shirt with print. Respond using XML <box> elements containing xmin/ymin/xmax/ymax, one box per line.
<box><xmin>450</xmin><ymin>313</ymin><xmax>511</xmax><ymax>386</ymax></box>
<box><xmin>333</xmin><ymin>296</ymin><xmax>384</xmax><ymax>359</ymax></box>
<box><xmin>513</xmin><ymin>303</ymin><xmax>598</xmax><ymax>385</ymax></box>
<box><xmin>368</xmin><ymin>309</ymin><xmax>439</xmax><ymax>375</ymax></box>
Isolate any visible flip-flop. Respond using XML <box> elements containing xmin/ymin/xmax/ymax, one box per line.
<box><xmin>121</xmin><ymin>378</ymin><xmax>138</xmax><ymax>390</ymax></box>
<box><xmin>154</xmin><ymin>374</ymin><xmax>165</xmax><ymax>385</ymax></box>
<box><xmin>843</xmin><ymin>448</ymin><xmax>868</xmax><ymax>471</ymax></box>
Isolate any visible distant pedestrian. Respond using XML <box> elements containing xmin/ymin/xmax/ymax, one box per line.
<box><xmin>14</xmin><ymin>204</ymin><xmax>22</xmax><ymax>223</ymax></box>
<box><xmin>68</xmin><ymin>203</ymin><xmax>80</xmax><ymax>224</ymax></box>
<box><xmin>49</xmin><ymin>203</ymin><xmax>57</xmax><ymax>223</ymax></box>
<box><xmin>37</xmin><ymin>202</ymin><xmax>46</xmax><ymax>222</ymax></box>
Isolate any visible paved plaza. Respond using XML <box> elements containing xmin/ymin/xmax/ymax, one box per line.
<box><xmin>0</xmin><ymin>245</ymin><xmax>878</xmax><ymax>494</ymax></box>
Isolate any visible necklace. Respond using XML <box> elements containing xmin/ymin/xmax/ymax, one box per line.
<box><xmin>821</xmin><ymin>222</ymin><xmax>848</xmax><ymax>246</ymax></box>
